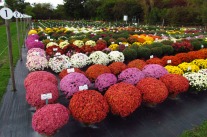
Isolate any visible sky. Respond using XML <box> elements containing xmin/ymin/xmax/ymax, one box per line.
<box><xmin>24</xmin><ymin>0</ymin><xmax>64</xmax><ymax>8</ymax></box>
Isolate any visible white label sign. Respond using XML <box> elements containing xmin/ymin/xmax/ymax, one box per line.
<box><xmin>201</xmin><ymin>45</ymin><xmax>204</xmax><ymax>48</ymax></box>
<box><xmin>67</xmin><ymin>68</ymin><xmax>75</xmax><ymax>73</ymax></box>
<box><xmin>167</xmin><ymin>60</ymin><xmax>172</xmax><ymax>64</ymax></box>
<box><xmin>53</xmin><ymin>48</ymin><xmax>58</xmax><ymax>51</ymax></box>
<box><xmin>187</xmin><ymin>66</ymin><xmax>191</xmax><ymax>71</ymax></box>
<box><xmin>123</xmin><ymin>15</ymin><xmax>128</xmax><ymax>21</ymax></box>
<box><xmin>47</xmin><ymin>36</ymin><xmax>50</xmax><ymax>39</ymax></box>
<box><xmin>55</xmin><ymin>52</ymin><xmax>61</xmax><ymax>56</ymax></box>
<box><xmin>0</xmin><ymin>8</ymin><xmax>13</xmax><ymax>19</ymax></box>
<box><xmin>41</xmin><ymin>93</ymin><xmax>52</xmax><ymax>100</ymax></box>
<box><xmin>79</xmin><ymin>84</ymin><xmax>88</xmax><ymax>91</ymax></box>
<box><xmin>150</xmin><ymin>55</ymin><xmax>154</xmax><ymax>59</ymax></box>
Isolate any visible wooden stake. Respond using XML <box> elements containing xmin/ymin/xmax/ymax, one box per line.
<box><xmin>5</xmin><ymin>19</ymin><xmax>16</xmax><ymax>91</ymax></box>
<box><xmin>16</xmin><ymin>18</ymin><xmax>22</xmax><ymax>61</ymax></box>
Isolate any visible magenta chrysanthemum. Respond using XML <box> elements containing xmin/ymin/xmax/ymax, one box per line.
<box><xmin>60</xmin><ymin>72</ymin><xmax>91</xmax><ymax>98</ymax></box>
<box><xmin>118</xmin><ymin>68</ymin><xmax>145</xmax><ymax>85</ymax></box>
<box><xmin>142</xmin><ymin>64</ymin><xmax>168</xmax><ymax>79</ymax></box>
<box><xmin>95</xmin><ymin>73</ymin><xmax>117</xmax><ymax>92</ymax></box>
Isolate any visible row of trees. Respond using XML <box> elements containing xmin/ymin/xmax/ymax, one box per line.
<box><xmin>4</xmin><ymin>0</ymin><xmax>207</xmax><ymax>26</ymax></box>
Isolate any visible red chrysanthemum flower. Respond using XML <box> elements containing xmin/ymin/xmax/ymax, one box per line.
<box><xmin>146</xmin><ymin>58</ymin><xmax>165</xmax><ymax>66</ymax></box>
<box><xmin>69</xmin><ymin>90</ymin><xmax>109</xmax><ymax>124</ymax></box>
<box><xmin>162</xmin><ymin>56</ymin><xmax>182</xmax><ymax>66</ymax></box>
<box><xmin>136</xmin><ymin>78</ymin><xmax>168</xmax><ymax>104</ymax></box>
<box><xmin>127</xmin><ymin>59</ymin><xmax>147</xmax><ymax>70</ymax></box>
<box><xmin>86</xmin><ymin>64</ymin><xmax>111</xmax><ymax>82</ymax></box>
<box><xmin>108</xmin><ymin>62</ymin><xmax>127</xmax><ymax>75</ymax></box>
<box><xmin>104</xmin><ymin>82</ymin><xmax>142</xmax><ymax>117</ymax></box>
<box><xmin>160</xmin><ymin>74</ymin><xmax>189</xmax><ymax>97</ymax></box>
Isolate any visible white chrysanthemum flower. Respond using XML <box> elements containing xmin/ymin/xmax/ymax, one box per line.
<box><xmin>70</xmin><ymin>53</ymin><xmax>91</xmax><ymax>68</ymax></box>
<box><xmin>89</xmin><ymin>51</ymin><xmax>110</xmax><ymax>65</ymax></box>
<box><xmin>108</xmin><ymin>51</ymin><xmax>125</xmax><ymax>62</ymax></box>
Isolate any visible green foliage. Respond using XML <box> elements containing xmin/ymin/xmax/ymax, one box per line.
<box><xmin>151</xmin><ymin>47</ymin><xmax>163</xmax><ymax>58</ymax></box>
<box><xmin>161</xmin><ymin>45</ymin><xmax>174</xmax><ymax>55</ymax></box>
<box><xmin>180</xmin><ymin>121</ymin><xmax>207</xmax><ymax>137</ymax></box>
<box><xmin>161</xmin><ymin>40</ymin><xmax>173</xmax><ymax>45</ymax></box>
<box><xmin>191</xmin><ymin>40</ymin><xmax>202</xmax><ymax>51</ymax></box>
<box><xmin>123</xmin><ymin>48</ymin><xmax>137</xmax><ymax>61</ymax></box>
<box><xmin>136</xmin><ymin>47</ymin><xmax>151</xmax><ymax>59</ymax></box>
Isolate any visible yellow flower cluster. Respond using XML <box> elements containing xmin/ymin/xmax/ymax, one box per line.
<box><xmin>166</xmin><ymin>30</ymin><xmax>183</xmax><ymax>34</ymax></box>
<box><xmin>59</xmin><ymin>40</ymin><xmax>69</xmax><ymax>49</ymax></box>
<box><xmin>192</xmin><ymin>59</ymin><xmax>207</xmax><ymax>69</ymax></box>
<box><xmin>178</xmin><ymin>62</ymin><xmax>200</xmax><ymax>73</ymax></box>
<box><xmin>165</xmin><ymin>65</ymin><xmax>184</xmax><ymax>75</ymax></box>
<box><xmin>28</xmin><ymin>30</ymin><xmax>38</xmax><ymax>35</ymax></box>
<box><xmin>109</xmin><ymin>44</ymin><xmax>119</xmax><ymax>51</ymax></box>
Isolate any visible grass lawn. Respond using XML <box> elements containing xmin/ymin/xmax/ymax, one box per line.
<box><xmin>0</xmin><ymin>21</ymin><xmax>24</xmax><ymax>101</ymax></box>
<box><xmin>180</xmin><ymin>121</ymin><xmax>207</xmax><ymax>137</ymax></box>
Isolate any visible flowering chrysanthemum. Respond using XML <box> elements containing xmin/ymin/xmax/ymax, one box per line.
<box><xmin>26</xmin><ymin>40</ymin><xmax>45</xmax><ymax>50</ymax></box>
<box><xmin>162</xmin><ymin>56</ymin><xmax>182</xmax><ymax>66</ymax></box>
<box><xmin>85</xmin><ymin>40</ymin><xmax>96</xmax><ymax>47</ymax></box>
<box><xmin>70</xmin><ymin>53</ymin><xmax>91</xmax><ymax>68</ymax></box>
<box><xmin>108</xmin><ymin>51</ymin><xmax>125</xmax><ymax>62</ymax></box>
<box><xmin>27</xmin><ymin>48</ymin><xmax>46</xmax><ymax>58</ymax></box>
<box><xmin>26</xmin><ymin>81</ymin><xmax>59</xmax><ymax>108</ymax></box>
<box><xmin>48</xmin><ymin>55</ymin><xmax>71</xmax><ymax>73</ymax></box>
<box><xmin>118</xmin><ymin>68</ymin><xmax>145</xmax><ymax>85</ymax></box>
<box><xmin>59</xmin><ymin>68</ymin><xmax>85</xmax><ymax>80</ymax></box>
<box><xmin>146</xmin><ymin>58</ymin><xmax>165</xmax><ymax>66</ymax></box>
<box><xmin>46</xmin><ymin>42</ymin><xmax>59</xmax><ymax>48</ymax></box>
<box><xmin>108</xmin><ymin>44</ymin><xmax>119</xmax><ymax>51</ymax></box>
<box><xmin>60</xmin><ymin>72</ymin><xmax>91</xmax><ymax>98</ymax></box>
<box><xmin>136</xmin><ymin>78</ymin><xmax>168</xmax><ymax>104</ymax></box>
<box><xmin>104</xmin><ymin>82</ymin><xmax>142</xmax><ymax>117</ymax></box>
<box><xmin>32</xmin><ymin>104</ymin><xmax>69</xmax><ymax>136</ymax></box>
<box><xmin>183</xmin><ymin>72</ymin><xmax>207</xmax><ymax>92</ymax></box>
<box><xmin>191</xmin><ymin>59</ymin><xmax>207</xmax><ymax>69</ymax></box>
<box><xmin>69</xmin><ymin>90</ymin><xmax>109</xmax><ymax>124</ymax></box>
<box><xmin>165</xmin><ymin>65</ymin><xmax>184</xmax><ymax>75</ymax></box>
<box><xmin>24</xmin><ymin>71</ymin><xmax>58</xmax><ymax>89</ymax></box>
<box><xmin>86</xmin><ymin>64</ymin><xmax>111</xmax><ymax>82</ymax></box>
<box><xmin>89</xmin><ymin>51</ymin><xmax>110</xmax><ymax>65</ymax></box>
<box><xmin>127</xmin><ymin>59</ymin><xmax>147</xmax><ymax>70</ymax></box>
<box><xmin>59</xmin><ymin>40</ymin><xmax>69</xmax><ymax>49</ymax></box>
<box><xmin>26</xmin><ymin>56</ymin><xmax>48</xmax><ymax>71</ymax></box>
<box><xmin>95</xmin><ymin>73</ymin><xmax>117</xmax><ymax>92</ymax></box>
<box><xmin>108</xmin><ymin>62</ymin><xmax>127</xmax><ymax>75</ymax></box>
<box><xmin>142</xmin><ymin>64</ymin><xmax>168</xmax><ymax>79</ymax></box>
<box><xmin>160</xmin><ymin>74</ymin><xmax>189</xmax><ymax>96</ymax></box>
<box><xmin>178</xmin><ymin>62</ymin><xmax>200</xmax><ymax>73</ymax></box>
<box><xmin>73</xmin><ymin>40</ymin><xmax>84</xmax><ymax>48</ymax></box>
<box><xmin>46</xmin><ymin>45</ymin><xmax>63</xmax><ymax>57</ymax></box>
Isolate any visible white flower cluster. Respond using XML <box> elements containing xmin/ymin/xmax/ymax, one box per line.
<box><xmin>59</xmin><ymin>40</ymin><xmax>69</xmax><ymax>49</ymax></box>
<box><xmin>183</xmin><ymin>72</ymin><xmax>207</xmax><ymax>92</ymax></box>
<box><xmin>85</xmin><ymin>40</ymin><xmax>96</xmax><ymax>47</ymax></box>
<box><xmin>73</xmin><ymin>40</ymin><xmax>84</xmax><ymax>48</ymax></box>
<box><xmin>26</xmin><ymin>48</ymin><xmax>48</xmax><ymax>71</ymax></box>
<box><xmin>108</xmin><ymin>51</ymin><xmax>125</xmax><ymax>62</ymax></box>
<box><xmin>48</xmin><ymin>55</ymin><xmax>71</xmax><ymax>73</ymax></box>
<box><xmin>46</xmin><ymin>42</ymin><xmax>58</xmax><ymax>48</ymax></box>
<box><xmin>89</xmin><ymin>51</ymin><xmax>110</xmax><ymax>65</ymax></box>
<box><xmin>70</xmin><ymin>53</ymin><xmax>91</xmax><ymax>68</ymax></box>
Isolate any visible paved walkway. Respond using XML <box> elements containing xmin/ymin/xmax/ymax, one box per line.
<box><xmin>0</xmin><ymin>47</ymin><xmax>207</xmax><ymax>137</ymax></box>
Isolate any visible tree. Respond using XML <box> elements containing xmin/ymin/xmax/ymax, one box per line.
<box><xmin>63</xmin><ymin>0</ymin><xmax>86</xmax><ymax>19</ymax></box>
<box><xmin>5</xmin><ymin>0</ymin><xmax>30</xmax><ymax>13</ymax></box>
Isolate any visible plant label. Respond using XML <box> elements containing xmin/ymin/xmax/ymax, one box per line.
<box><xmin>35</xmin><ymin>40</ymin><xmax>38</xmax><ymax>42</ymax></box>
<box><xmin>53</xmin><ymin>48</ymin><xmax>58</xmax><ymax>51</ymax></box>
<box><xmin>47</xmin><ymin>36</ymin><xmax>50</xmax><ymax>39</ymax></box>
<box><xmin>99</xmin><ymin>38</ymin><xmax>102</xmax><ymax>40</ymax></box>
<box><xmin>119</xmin><ymin>42</ymin><xmax>122</xmax><ymax>45</ymax></box>
<box><xmin>125</xmin><ymin>44</ymin><xmax>128</xmax><ymax>47</ymax></box>
<box><xmin>201</xmin><ymin>45</ymin><xmax>204</xmax><ymax>48</ymax></box>
<box><xmin>187</xmin><ymin>66</ymin><xmax>191</xmax><ymax>71</ymax></box>
<box><xmin>111</xmin><ymin>42</ymin><xmax>114</xmax><ymax>44</ymax></box>
<box><xmin>150</xmin><ymin>55</ymin><xmax>154</xmax><ymax>59</ymax></box>
<box><xmin>50</xmin><ymin>39</ymin><xmax>53</xmax><ymax>41</ymax></box>
<box><xmin>41</xmin><ymin>93</ymin><xmax>52</xmax><ymax>100</ymax></box>
<box><xmin>79</xmin><ymin>84</ymin><xmax>88</xmax><ymax>91</ymax></box>
<box><xmin>55</xmin><ymin>52</ymin><xmax>61</xmax><ymax>56</ymax></box>
<box><xmin>67</xmin><ymin>68</ymin><xmax>75</xmax><ymax>73</ymax></box>
<box><xmin>0</xmin><ymin>7</ymin><xmax>13</xmax><ymax>19</ymax></box>
<box><xmin>167</xmin><ymin>60</ymin><xmax>172</xmax><ymax>64</ymax></box>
